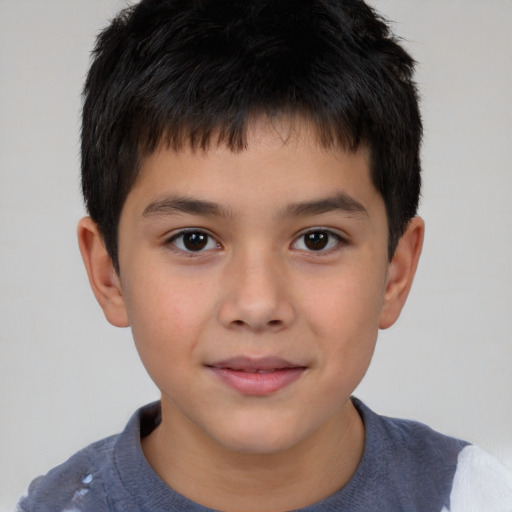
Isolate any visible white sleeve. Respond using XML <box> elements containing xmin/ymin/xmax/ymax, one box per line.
<box><xmin>441</xmin><ymin>445</ymin><xmax>512</xmax><ymax>512</ymax></box>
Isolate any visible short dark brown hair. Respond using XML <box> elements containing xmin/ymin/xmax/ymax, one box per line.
<box><xmin>82</xmin><ymin>0</ymin><xmax>422</xmax><ymax>271</ymax></box>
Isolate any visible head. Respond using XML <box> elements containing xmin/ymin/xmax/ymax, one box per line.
<box><xmin>81</xmin><ymin>0</ymin><xmax>422</xmax><ymax>273</ymax></box>
<box><xmin>77</xmin><ymin>0</ymin><xmax>425</xmax><ymax>461</ymax></box>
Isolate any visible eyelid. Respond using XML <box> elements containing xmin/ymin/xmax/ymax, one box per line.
<box><xmin>165</xmin><ymin>228</ymin><xmax>222</xmax><ymax>253</ymax></box>
<box><xmin>291</xmin><ymin>227</ymin><xmax>348</xmax><ymax>252</ymax></box>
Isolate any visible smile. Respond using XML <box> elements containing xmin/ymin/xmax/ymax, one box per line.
<box><xmin>206</xmin><ymin>357</ymin><xmax>307</xmax><ymax>396</ymax></box>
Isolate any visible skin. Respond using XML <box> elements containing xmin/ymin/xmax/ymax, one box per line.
<box><xmin>78</xmin><ymin>117</ymin><xmax>424</xmax><ymax>512</ymax></box>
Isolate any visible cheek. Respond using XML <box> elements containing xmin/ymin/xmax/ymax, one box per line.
<box><xmin>122</xmin><ymin>266</ymin><xmax>217</xmax><ymax>360</ymax></box>
<box><xmin>125</xmin><ymin>281</ymin><xmax>211</xmax><ymax>397</ymax></box>
<box><xmin>299</xmin><ymin>266</ymin><xmax>385</xmax><ymax>376</ymax></box>
<box><xmin>305</xmin><ymin>271</ymin><xmax>384</xmax><ymax>337</ymax></box>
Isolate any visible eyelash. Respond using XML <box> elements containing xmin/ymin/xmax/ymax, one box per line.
<box><xmin>166</xmin><ymin>229</ymin><xmax>221</xmax><ymax>255</ymax></box>
<box><xmin>165</xmin><ymin>228</ymin><xmax>346</xmax><ymax>255</ymax></box>
<box><xmin>291</xmin><ymin>229</ymin><xmax>346</xmax><ymax>254</ymax></box>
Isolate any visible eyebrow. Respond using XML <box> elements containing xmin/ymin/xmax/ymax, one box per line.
<box><xmin>142</xmin><ymin>196</ymin><xmax>231</xmax><ymax>218</ymax></box>
<box><xmin>142</xmin><ymin>192</ymin><xmax>367</xmax><ymax>220</ymax></box>
<box><xmin>280</xmin><ymin>192</ymin><xmax>368</xmax><ymax>218</ymax></box>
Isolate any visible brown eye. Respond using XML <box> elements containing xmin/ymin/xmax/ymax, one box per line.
<box><xmin>183</xmin><ymin>232</ymin><xmax>208</xmax><ymax>251</ymax></box>
<box><xmin>292</xmin><ymin>230</ymin><xmax>343</xmax><ymax>252</ymax></box>
<box><xmin>170</xmin><ymin>231</ymin><xmax>219</xmax><ymax>252</ymax></box>
<box><xmin>304</xmin><ymin>231</ymin><xmax>329</xmax><ymax>250</ymax></box>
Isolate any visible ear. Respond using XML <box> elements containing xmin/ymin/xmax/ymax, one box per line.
<box><xmin>379</xmin><ymin>216</ymin><xmax>424</xmax><ymax>329</ymax></box>
<box><xmin>77</xmin><ymin>217</ymin><xmax>130</xmax><ymax>328</ymax></box>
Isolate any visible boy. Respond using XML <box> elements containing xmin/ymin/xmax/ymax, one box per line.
<box><xmin>18</xmin><ymin>0</ymin><xmax>512</xmax><ymax>511</ymax></box>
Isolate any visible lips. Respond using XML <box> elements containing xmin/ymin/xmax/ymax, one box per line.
<box><xmin>206</xmin><ymin>356</ymin><xmax>306</xmax><ymax>396</ymax></box>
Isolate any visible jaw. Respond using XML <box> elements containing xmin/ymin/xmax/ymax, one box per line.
<box><xmin>142</xmin><ymin>393</ymin><xmax>364</xmax><ymax>512</ymax></box>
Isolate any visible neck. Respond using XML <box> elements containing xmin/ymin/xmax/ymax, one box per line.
<box><xmin>142</xmin><ymin>398</ymin><xmax>365</xmax><ymax>512</ymax></box>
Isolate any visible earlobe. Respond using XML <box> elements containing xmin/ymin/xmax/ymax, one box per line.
<box><xmin>379</xmin><ymin>216</ymin><xmax>424</xmax><ymax>330</ymax></box>
<box><xmin>77</xmin><ymin>217</ymin><xmax>130</xmax><ymax>328</ymax></box>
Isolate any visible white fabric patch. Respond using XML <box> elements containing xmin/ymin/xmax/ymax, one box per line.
<box><xmin>444</xmin><ymin>445</ymin><xmax>512</xmax><ymax>512</ymax></box>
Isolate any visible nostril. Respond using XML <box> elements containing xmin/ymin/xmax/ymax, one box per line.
<box><xmin>230</xmin><ymin>319</ymin><xmax>282</xmax><ymax>329</ymax></box>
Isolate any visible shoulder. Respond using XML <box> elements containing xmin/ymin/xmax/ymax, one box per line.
<box><xmin>350</xmin><ymin>398</ymin><xmax>512</xmax><ymax>511</ymax></box>
<box><xmin>354</xmin><ymin>397</ymin><xmax>468</xmax><ymax>468</ymax></box>
<box><xmin>446</xmin><ymin>445</ymin><xmax>512</xmax><ymax>512</ymax></box>
<box><xmin>16</xmin><ymin>402</ymin><xmax>162</xmax><ymax>512</ymax></box>
<box><xmin>16</xmin><ymin>435</ymin><xmax>117</xmax><ymax>512</ymax></box>
<box><xmin>345</xmin><ymin>399</ymin><xmax>467</xmax><ymax>511</ymax></box>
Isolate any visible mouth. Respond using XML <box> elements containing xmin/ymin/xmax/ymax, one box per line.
<box><xmin>206</xmin><ymin>356</ymin><xmax>307</xmax><ymax>396</ymax></box>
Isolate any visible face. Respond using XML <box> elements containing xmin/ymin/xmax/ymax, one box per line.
<box><xmin>112</xmin><ymin>119</ymin><xmax>397</xmax><ymax>455</ymax></box>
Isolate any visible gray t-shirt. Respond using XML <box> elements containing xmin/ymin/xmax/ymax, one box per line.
<box><xmin>17</xmin><ymin>398</ymin><xmax>512</xmax><ymax>512</ymax></box>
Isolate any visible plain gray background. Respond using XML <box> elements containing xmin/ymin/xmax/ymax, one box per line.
<box><xmin>1</xmin><ymin>1</ymin><xmax>511</xmax><ymax>510</ymax></box>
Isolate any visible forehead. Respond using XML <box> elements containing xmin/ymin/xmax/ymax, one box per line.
<box><xmin>140</xmin><ymin>113</ymin><xmax>369</xmax><ymax>175</ymax></box>
<box><xmin>127</xmin><ymin>116</ymin><xmax>380</xmax><ymax>217</ymax></box>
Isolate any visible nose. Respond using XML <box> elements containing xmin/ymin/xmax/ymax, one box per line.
<box><xmin>217</xmin><ymin>249</ymin><xmax>295</xmax><ymax>333</ymax></box>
